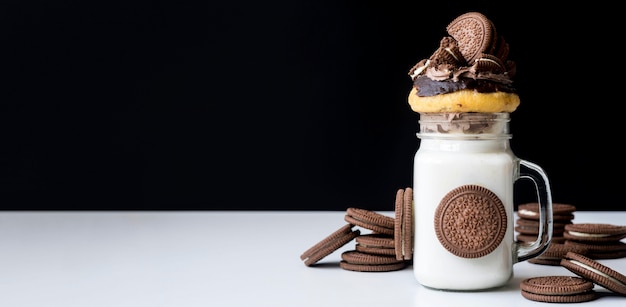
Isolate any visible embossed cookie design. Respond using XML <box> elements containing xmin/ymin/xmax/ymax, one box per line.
<box><xmin>446</xmin><ymin>12</ymin><xmax>496</xmax><ymax>63</ymax></box>
<box><xmin>434</xmin><ymin>184</ymin><xmax>507</xmax><ymax>258</ymax></box>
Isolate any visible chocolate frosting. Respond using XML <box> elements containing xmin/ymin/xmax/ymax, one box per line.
<box><xmin>414</xmin><ymin>75</ymin><xmax>516</xmax><ymax>96</ymax></box>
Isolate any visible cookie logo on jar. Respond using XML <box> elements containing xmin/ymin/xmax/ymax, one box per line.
<box><xmin>434</xmin><ymin>184</ymin><xmax>507</xmax><ymax>258</ymax></box>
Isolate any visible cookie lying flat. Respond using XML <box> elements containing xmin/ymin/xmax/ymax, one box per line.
<box><xmin>517</xmin><ymin>233</ymin><xmax>566</xmax><ymax>244</ymax></box>
<box><xmin>564</xmin><ymin>240</ymin><xmax>626</xmax><ymax>259</ymax></box>
<box><xmin>339</xmin><ymin>250</ymin><xmax>406</xmax><ymax>272</ymax></box>
<box><xmin>516</xmin><ymin>202</ymin><xmax>575</xmax><ymax>245</ymax></box>
<box><xmin>515</xmin><ymin>218</ymin><xmax>541</xmax><ymax>235</ymax></box>
<box><xmin>515</xmin><ymin>218</ymin><xmax>570</xmax><ymax>236</ymax></box>
<box><xmin>517</xmin><ymin>203</ymin><xmax>576</xmax><ymax>221</ymax></box>
<box><xmin>564</xmin><ymin>223</ymin><xmax>626</xmax><ymax>243</ymax></box>
<box><xmin>355</xmin><ymin>233</ymin><xmax>395</xmax><ymax>256</ymax></box>
<box><xmin>520</xmin><ymin>275</ymin><xmax>596</xmax><ymax>303</ymax></box>
<box><xmin>394</xmin><ymin>187</ymin><xmax>413</xmax><ymax>261</ymax></box>
<box><xmin>344</xmin><ymin>207</ymin><xmax>394</xmax><ymax>235</ymax></box>
<box><xmin>300</xmin><ymin>224</ymin><xmax>360</xmax><ymax>266</ymax></box>
<box><xmin>561</xmin><ymin>251</ymin><xmax>626</xmax><ymax>296</ymax></box>
<box><xmin>528</xmin><ymin>243</ymin><xmax>588</xmax><ymax>266</ymax></box>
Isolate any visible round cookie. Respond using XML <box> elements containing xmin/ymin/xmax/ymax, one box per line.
<box><xmin>516</xmin><ymin>218</ymin><xmax>570</xmax><ymax>236</ymax></box>
<box><xmin>515</xmin><ymin>218</ymin><xmax>541</xmax><ymax>235</ymax></box>
<box><xmin>561</xmin><ymin>251</ymin><xmax>626</xmax><ymax>296</ymax></box>
<box><xmin>564</xmin><ymin>223</ymin><xmax>626</xmax><ymax>243</ymax></box>
<box><xmin>394</xmin><ymin>187</ymin><xmax>413</xmax><ymax>261</ymax></box>
<box><xmin>564</xmin><ymin>240</ymin><xmax>626</xmax><ymax>259</ymax></box>
<box><xmin>339</xmin><ymin>261</ymin><xmax>406</xmax><ymax>273</ymax></box>
<box><xmin>517</xmin><ymin>202</ymin><xmax>576</xmax><ymax>221</ymax></box>
<box><xmin>528</xmin><ymin>242</ymin><xmax>588</xmax><ymax>266</ymax></box>
<box><xmin>434</xmin><ymin>184</ymin><xmax>507</xmax><ymax>259</ymax></box>
<box><xmin>300</xmin><ymin>223</ymin><xmax>360</xmax><ymax>266</ymax></box>
<box><xmin>520</xmin><ymin>275</ymin><xmax>596</xmax><ymax>303</ymax></box>
<box><xmin>339</xmin><ymin>250</ymin><xmax>406</xmax><ymax>272</ymax></box>
<box><xmin>355</xmin><ymin>233</ymin><xmax>395</xmax><ymax>256</ymax></box>
<box><xmin>445</xmin><ymin>11</ymin><xmax>495</xmax><ymax>63</ymax></box>
<box><xmin>517</xmin><ymin>233</ymin><xmax>566</xmax><ymax>244</ymax></box>
<box><xmin>344</xmin><ymin>207</ymin><xmax>394</xmax><ymax>235</ymax></box>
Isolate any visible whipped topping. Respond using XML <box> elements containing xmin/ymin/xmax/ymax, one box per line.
<box><xmin>408</xmin><ymin>37</ymin><xmax>515</xmax><ymax>84</ymax></box>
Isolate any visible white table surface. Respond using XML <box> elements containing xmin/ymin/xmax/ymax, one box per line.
<box><xmin>0</xmin><ymin>211</ymin><xmax>624</xmax><ymax>307</ymax></box>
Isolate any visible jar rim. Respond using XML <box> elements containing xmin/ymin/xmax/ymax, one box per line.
<box><xmin>417</xmin><ymin>112</ymin><xmax>510</xmax><ymax>137</ymax></box>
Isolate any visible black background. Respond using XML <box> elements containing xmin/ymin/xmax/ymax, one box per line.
<box><xmin>0</xmin><ymin>1</ymin><xmax>622</xmax><ymax>211</ymax></box>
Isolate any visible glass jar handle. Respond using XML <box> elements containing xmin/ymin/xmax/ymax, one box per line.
<box><xmin>515</xmin><ymin>159</ymin><xmax>553</xmax><ymax>263</ymax></box>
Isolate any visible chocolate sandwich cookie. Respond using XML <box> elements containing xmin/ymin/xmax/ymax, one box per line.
<box><xmin>300</xmin><ymin>223</ymin><xmax>360</xmax><ymax>266</ymax></box>
<box><xmin>564</xmin><ymin>240</ymin><xmax>626</xmax><ymax>259</ymax></box>
<box><xmin>339</xmin><ymin>250</ymin><xmax>406</xmax><ymax>272</ymax></box>
<box><xmin>564</xmin><ymin>223</ymin><xmax>626</xmax><ymax>243</ymax></box>
<box><xmin>561</xmin><ymin>251</ymin><xmax>626</xmax><ymax>296</ymax></box>
<box><xmin>515</xmin><ymin>219</ymin><xmax>570</xmax><ymax>236</ymax></box>
<box><xmin>394</xmin><ymin>187</ymin><xmax>413</xmax><ymax>261</ymax></box>
<box><xmin>520</xmin><ymin>275</ymin><xmax>597</xmax><ymax>303</ymax></box>
<box><xmin>515</xmin><ymin>218</ymin><xmax>539</xmax><ymax>235</ymax></box>
<box><xmin>434</xmin><ymin>184</ymin><xmax>507</xmax><ymax>259</ymax></box>
<box><xmin>528</xmin><ymin>242</ymin><xmax>588</xmax><ymax>266</ymax></box>
<box><xmin>517</xmin><ymin>202</ymin><xmax>576</xmax><ymax>221</ymax></box>
<box><xmin>345</xmin><ymin>207</ymin><xmax>394</xmax><ymax>235</ymax></box>
<box><xmin>516</xmin><ymin>233</ymin><xmax>566</xmax><ymax>244</ymax></box>
<box><xmin>355</xmin><ymin>233</ymin><xmax>395</xmax><ymax>256</ymax></box>
<box><xmin>445</xmin><ymin>12</ymin><xmax>496</xmax><ymax>63</ymax></box>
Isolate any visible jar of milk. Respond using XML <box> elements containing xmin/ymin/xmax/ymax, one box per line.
<box><xmin>412</xmin><ymin>112</ymin><xmax>553</xmax><ymax>291</ymax></box>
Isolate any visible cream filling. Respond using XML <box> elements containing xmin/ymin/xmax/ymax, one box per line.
<box><xmin>401</xmin><ymin>218</ymin><xmax>407</xmax><ymax>257</ymax></box>
<box><xmin>398</xmin><ymin>208</ymin><xmax>406</xmax><ymax>257</ymax></box>
<box><xmin>444</xmin><ymin>48</ymin><xmax>460</xmax><ymax>62</ymax></box>
<box><xmin>570</xmin><ymin>260</ymin><xmax>626</xmax><ymax>287</ymax></box>
<box><xmin>475</xmin><ymin>57</ymin><xmax>503</xmax><ymax>69</ymax></box>
<box><xmin>409</xmin><ymin>60</ymin><xmax>429</xmax><ymax>79</ymax></box>
<box><xmin>568</xmin><ymin>231</ymin><xmax>611</xmax><ymax>238</ymax></box>
<box><xmin>519</xmin><ymin>209</ymin><xmax>538</xmax><ymax>217</ymax></box>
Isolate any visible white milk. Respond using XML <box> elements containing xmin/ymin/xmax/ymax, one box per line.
<box><xmin>413</xmin><ymin>138</ymin><xmax>515</xmax><ymax>290</ymax></box>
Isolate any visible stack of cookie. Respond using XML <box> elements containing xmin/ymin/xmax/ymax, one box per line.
<box><xmin>516</xmin><ymin>203</ymin><xmax>581</xmax><ymax>266</ymax></box>
<box><xmin>340</xmin><ymin>207</ymin><xmax>407</xmax><ymax>272</ymax></box>
<box><xmin>520</xmin><ymin>275</ymin><xmax>597</xmax><ymax>303</ymax></box>
<box><xmin>563</xmin><ymin>223</ymin><xmax>626</xmax><ymax>259</ymax></box>
<box><xmin>515</xmin><ymin>202</ymin><xmax>577</xmax><ymax>245</ymax></box>
<box><xmin>300</xmin><ymin>188</ymin><xmax>414</xmax><ymax>272</ymax></box>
